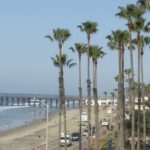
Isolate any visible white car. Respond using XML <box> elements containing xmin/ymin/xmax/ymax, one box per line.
<box><xmin>60</xmin><ymin>134</ymin><xmax>72</xmax><ymax>146</ymax></box>
<box><xmin>83</xmin><ymin>129</ymin><xmax>88</xmax><ymax>136</ymax></box>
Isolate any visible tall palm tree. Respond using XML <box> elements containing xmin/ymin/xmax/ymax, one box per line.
<box><xmin>135</xmin><ymin>2</ymin><xmax>150</xmax><ymax>148</ymax></box>
<box><xmin>132</xmin><ymin>15</ymin><xmax>148</xmax><ymax>150</ymax></box>
<box><xmin>45</xmin><ymin>28</ymin><xmax>71</xmax><ymax>150</ymax></box>
<box><xmin>132</xmin><ymin>35</ymin><xmax>150</xmax><ymax>150</ymax></box>
<box><xmin>116</xmin><ymin>5</ymin><xmax>139</xmax><ymax>149</ymax></box>
<box><xmin>89</xmin><ymin>45</ymin><xmax>105</xmax><ymax>150</ymax></box>
<box><xmin>51</xmin><ymin>54</ymin><xmax>76</xmax><ymax>150</ymax></box>
<box><xmin>106</xmin><ymin>30</ymin><xmax>129</xmax><ymax>150</ymax></box>
<box><xmin>140</xmin><ymin>36</ymin><xmax>150</xmax><ymax>150</ymax></box>
<box><xmin>77</xmin><ymin>21</ymin><xmax>98</xmax><ymax>149</ymax></box>
<box><xmin>69</xmin><ymin>43</ymin><xmax>86</xmax><ymax>150</ymax></box>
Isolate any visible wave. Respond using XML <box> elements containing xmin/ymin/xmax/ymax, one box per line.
<box><xmin>0</xmin><ymin>106</ymin><xmax>30</xmax><ymax>112</ymax></box>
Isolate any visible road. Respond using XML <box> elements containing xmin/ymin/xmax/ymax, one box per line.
<box><xmin>32</xmin><ymin>134</ymin><xmax>88</xmax><ymax>150</ymax></box>
<box><xmin>34</xmin><ymin>126</ymin><xmax>108</xmax><ymax>150</ymax></box>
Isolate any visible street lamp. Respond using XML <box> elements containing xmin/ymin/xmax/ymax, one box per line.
<box><xmin>33</xmin><ymin>98</ymin><xmax>49</xmax><ymax>150</ymax></box>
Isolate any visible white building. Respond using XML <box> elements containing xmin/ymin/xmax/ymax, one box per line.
<box><xmin>84</xmin><ymin>98</ymin><xmax>116</xmax><ymax>106</ymax></box>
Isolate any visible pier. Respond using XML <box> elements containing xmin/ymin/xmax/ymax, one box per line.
<box><xmin>0</xmin><ymin>94</ymin><xmax>80</xmax><ymax>108</ymax></box>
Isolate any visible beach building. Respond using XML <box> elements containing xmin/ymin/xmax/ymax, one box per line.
<box><xmin>134</xmin><ymin>96</ymin><xmax>150</xmax><ymax>110</ymax></box>
<box><xmin>84</xmin><ymin>98</ymin><xmax>116</xmax><ymax>106</ymax></box>
<box><xmin>84</xmin><ymin>96</ymin><xmax>150</xmax><ymax>110</ymax></box>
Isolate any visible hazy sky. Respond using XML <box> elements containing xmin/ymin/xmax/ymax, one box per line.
<box><xmin>0</xmin><ymin>0</ymin><xmax>149</xmax><ymax>96</ymax></box>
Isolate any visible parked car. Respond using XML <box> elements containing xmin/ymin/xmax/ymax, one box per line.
<box><xmin>83</xmin><ymin>129</ymin><xmax>88</xmax><ymax>136</ymax></box>
<box><xmin>101</xmin><ymin>118</ymin><xmax>109</xmax><ymax>127</ymax></box>
<box><xmin>71</xmin><ymin>132</ymin><xmax>80</xmax><ymax>141</ymax></box>
<box><xmin>60</xmin><ymin>134</ymin><xmax>72</xmax><ymax>146</ymax></box>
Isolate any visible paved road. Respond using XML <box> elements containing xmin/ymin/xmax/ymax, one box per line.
<box><xmin>33</xmin><ymin>136</ymin><xmax>88</xmax><ymax>150</ymax></box>
<box><xmin>34</xmin><ymin>127</ymin><xmax>108</xmax><ymax>150</ymax></box>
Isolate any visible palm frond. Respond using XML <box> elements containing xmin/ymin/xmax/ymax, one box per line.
<box><xmin>68</xmin><ymin>63</ymin><xmax>77</xmax><ymax>68</ymax></box>
<box><xmin>67</xmin><ymin>58</ymin><xmax>74</xmax><ymax>66</ymax></box>
<box><xmin>137</xmin><ymin>0</ymin><xmax>150</xmax><ymax>11</ymax></box>
<box><xmin>69</xmin><ymin>47</ymin><xmax>75</xmax><ymax>52</ymax></box>
<box><xmin>144</xmin><ymin>36</ymin><xmax>150</xmax><ymax>45</ymax></box>
<box><xmin>45</xmin><ymin>35</ymin><xmax>53</xmax><ymax>41</ymax></box>
<box><xmin>52</xmin><ymin>28</ymin><xmax>71</xmax><ymax>43</ymax></box>
<box><xmin>124</xmin><ymin>68</ymin><xmax>132</xmax><ymax>75</ymax></box>
<box><xmin>77</xmin><ymin>25</ymin><xmax>84</xmax><ymax>32</ymax></box>
<box><xmin>106</xmin><ymin>35</ymin><xmax>112</xmax><ymax>40</ymax></box>
<box><xmin>144</xmin><ymin>22</ymin><xmax>150</xmax><ymax>32</ymax></box>
<box><xmin>66</xmin><ymin>58</ymin><xmax>76</xmax><ymax>68</ymax></box>
<box><xmin>80</xmin><ymin>21</ymin><xmax>98</xmax><ymax>34</ymax></box>
<box><xmin>51</xmin><ymin>56</ymin><xmax>59</xmax><ymax>67</ymax></box>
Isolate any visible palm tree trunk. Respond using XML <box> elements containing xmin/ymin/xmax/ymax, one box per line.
<box><xmin>95</xmin><ymin>61</ymin><xmax>100</xmax><ymax>144</ymax></box>
<box><xmin>58</xmin><ymin>111</ymin><xmax>62</xmax><ymax>150</ymax></box>
<box><xmin>79</xmin><ymin>54</ymin><xmax>82</xmax><ymax>150</ymax></box>
<box><xmin>122</xmin><ymin>48</ymin><xmax>125</xmax><ymax>149</ymax></box>
<box><xmin>117</xmin><ymin>47</ymin><xmax>125</xmax><ymax>150</ymax></box>
<box><xmin>59</xmin><ymin>72</ymin><xmax>67</xmax><ymax>150</ymax></box>
<box><xmin>87</xmin><ymin>35</ymin><xmax>91</xmax><ymax>150</ymax></box>
<box><xmin>58</xmin><ymin>43</ymin><xmax>67</xmax><ymax>150</ymax></box>
<box><xmin>61</xmin><ymin>70</ymin><xmax>67</xmax><ymax>150</ymax></box>
<box><xmin>93</xmin><ymin>87</ymin><xmax>99</xmax><ymax>150</ymax></box>
<box><xmin>93</xmin><ymin>59</ymin><xmax>99</xmax><ymax>150</ymax></box>
<box><xmin>63</xmin><ymin>102</ymin><xmax>67</xmax><ymax>150</ymax></box>
<box><xmin>128</xmin><ymin>22</ymin><xmax>135</xmax><ymax>150</ymax></box>
<box><xmin>137</xmin><ymin>32</ymin><xmax>141</xmax><ymax>150</ymax></box>
<box><xmin>95</xmin><ymin>60</ymin><xmax>100</xmax><ymax>150</ymax></box>
<box><xmin>117</xmin><ymin>49</ymin><xmax>122</xmax><ymax>150</ymax></box>
<box><xmin>58</xmin><ymin>75</ymin><xmax>62</xmax><ymax>150</ymax></box>
<box><xmin>58</xmin><ymin>42</ymin><xmax>63</xmax><ymax>150</ymax></box>
<box><xmin>128</xmin><ymin>74</ymin><xmax>132</xmax><ymax>117</ymax></box>
<box><xmin>119</xmin><ymin>47</ymin><xmax>125</xmax><ymax>150</ymax></box>
<box><xmin>95</xmin><ymin>89</ymin><xmax>99</xmax><ymax>149</ymax></box>
<box><xmin>58</xmin><ymin>43</ymin><xmax>62</xmax><ymax>150</ymax></box>
<box><xmin>141</xmin><ymin>52</ymin><xmax>146</xmax><ymax>150</ymax></box>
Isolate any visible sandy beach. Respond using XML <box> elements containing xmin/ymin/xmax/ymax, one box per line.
<box><xmin>0</xmin><ymin>108</ymin><xmax>85</xmax><ymax>150</ymax></box>
<box><xmin>0</xmin><ymin>106</ymin><xmax>108</xmax><ymax>150</ymax></box>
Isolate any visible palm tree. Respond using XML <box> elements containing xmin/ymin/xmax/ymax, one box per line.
<box><xmin>77</xmin><ymin>21</ymin><xmax>98</xmax><ymax>149</ymax></box>
<box><xmin>124</xmin><ymin>69</ymin><xmax>132</xmax><ymax>115</ymax></box>
<box><xmin>140</xmin><ymin>36</ymin><xmax>150</xmax><ymax>150</ymax></box>
<box><xmin>89</xmin><ymin>45</ymin><xmax>105</xmax><ymax>150</ymax></box>
<box><xmin>106</xmin><ymin>30</ymin><xmax>129</xmax><ymax>150</ymax></box>
<box><xmin>116</xmin><ymin>5</ymin><xmax>139</xmax><ymax>149</ymax></box>
<box><xmin>135</xmin><ymin>3</ymin><xmax>150</xmax><ymax>148</ymax></box>
<box><xmin>69</xmin><ymin>43</ymin><xmax>86</xmax><ymax>150</ymax></box>
<box><xmin>51</xmin><ymin>54</ymin><xmax>76</xmax><ymax>149</ymax></box>
<box><xmin>132</xmin><ymin>35</ymin><xmax>150</xmax><ymax>150</ymax></box>
<box><xmin>45</xmin><ymin>28</ymin><xmax>71</xmax><ymax>150</ymax></box>
<box><xmin>131</xmin><ymin>14</ymin><xmax>149</xmax><ymax>150</ymax></box>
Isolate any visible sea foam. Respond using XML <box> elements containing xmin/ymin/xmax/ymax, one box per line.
<box><xmin>0</xmin><ymin>106</ymin><xmax>30</xmax><ymax>112</ymax></box>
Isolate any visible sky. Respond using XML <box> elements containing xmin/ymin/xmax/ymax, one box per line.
<box><xmin>0</xmin><ymin>0</ymin><xmax>149</xmax><ymax>96</ymax></box>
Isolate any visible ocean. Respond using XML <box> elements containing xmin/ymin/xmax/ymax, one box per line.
<box><xmin>0</xmin><ymin>101</ymin><xmax>78</xmax><ymax>132</ymax></box>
